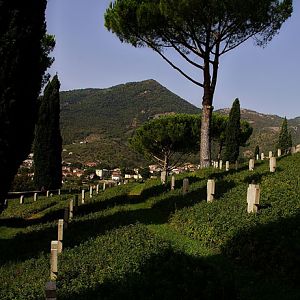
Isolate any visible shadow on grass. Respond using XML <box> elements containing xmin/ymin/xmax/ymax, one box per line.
<box><xmin>221</xmin><ymin>211</ymin><xmax>300</xmax><ymax>287</ymax></box>
<box><xmin>0</xmin><ymin>176</ymin><xmax>236</xmax><ymax>265</ymax></box>
<box><xmin>58</xmin><ymin>248</ymin><xmax>237</xmax><ymax>300</ymax></box>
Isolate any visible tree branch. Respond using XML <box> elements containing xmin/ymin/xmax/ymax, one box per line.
<box><xmin>140</xmin><ymin>37</ymin><xmax>204</xmax><ymax>88</ymax></box>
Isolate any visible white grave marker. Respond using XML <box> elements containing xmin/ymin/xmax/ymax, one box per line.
<box><xmin>207</xmin><ymin>179</ymin><xmax>215</xmax><ymax>202</ymax></box>
<box><xmin>247</xmin><ymin>184</ymin><xmax>260</xmax><ymax>213</ymax></box>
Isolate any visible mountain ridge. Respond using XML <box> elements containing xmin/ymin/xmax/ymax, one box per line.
<box><xmin>60</xmin><ymin>79</ymin><xmax>299</xmax><ymax>167</ymax></box>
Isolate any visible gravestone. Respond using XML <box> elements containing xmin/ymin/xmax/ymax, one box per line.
<box><xmin>96</xmin><ymin>184</ymin><xmax>99</xmax><ymax>194</ymax></box>
<box><xmin>249</xmin><ymin>159</ymin><xmax>255</xmax><ymax>171</ymax></box>
<box><xmin>270</xmin><ymin>157</ymin><xmax>276</xmax><ymax>172</ymax></box>
<box><xmin>46</xmin><ymin>190</ymin><xmax>50</xmax><ymax>197</ymax></box>
<box><xmin>225</xmin><ymin>161</ymin><xmax>229</xmax><ymax>171</ymax></box>
<box><xmin>161</xmin><ymin>171</ymin><xmax>167</xmax><ymax>185</ymax></box>
<box><xmin>207</xmin><ymin>179</ymin><xmax>215</xmax><ymax>202</ymax></box>
<box><xmin>45</xmin><ymin>281</ymin><xmax>56</xmax><ymax>300</ymax></box>
<box><xmin>277</xmin><ymin>148</ymin><xmax>281</xmax><ymax>157</ymax></box>
<box><xmin>50</xmin><ymin>241</ymin><xmax>58</xmax><ymax>281</ymax></box>
<box><xmin>58</xmin><ymin>189</ymin><xmax>61</xmax><ymax>196</ymax></box>
<box><xmin>69</xmin><ymin>199</ymin><xmax>74</xmax><ymax>220</ymax></box>
<box><xmin>57</xmin><ymin>219</ymin><xmax>63</xmax><ymax>253</ymax></box>
<box><xmin>103</xmin><ymin>182</ymin><xmax>106</xmax><ymax>191</ymax></box>
<box><xmin>219</xmin><ymin>160</ymin><xmax>223</xmax><ymax>170</ymax></box>
<box><xmin>247</xmin><ymin>184</ymin><xmax>260</xmax><ymax>213</ymax></box>
<box><xmin>256</xmin><ymin>154</ymin><xmax>259</xmax><ymax>160</ymax></box>
<box><xmin>182</xmin><ymin>178</ymin><xmax>189</xmax><ymax>195</ymax></box>
<box><xmin>20</xmin><ymin>195</ymin><xmax>24</xmax><ymax>204</ymax></box>
<box><xmin>81</xmin><ymin>189</ymin><xmax>85</xmax><ymax>204</ymax></box>
<box><xmin>261</xmin><ymin>153</ymin><xmax>264</xmax><ymax>160</ymax></box>
<box><xmin>34</xmin><ymin>192</ymin><xmax>38</xmax><ymax>202</ymax></box>
<box><xmin>171</xmin><ymin>175</ymin><xmax>175</xmax><ymax>190</ymax></box>
<box><xmin>89</xmin><ymin>186</ymin><xmax>93</xmax><ymax>198</ymax></box>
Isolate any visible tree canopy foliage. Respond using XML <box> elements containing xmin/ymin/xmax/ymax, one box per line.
<box><xmin>0</xmin><ymin>0</ymin><xmax>51</xmax><ymax>212</ymax></box>
<box><xmin>105</xmin><ymin>0</ymin><xmax>292</xmax><ymax>167</ymax></box>
<box><xmin>129</xmin><ymin>113</ymin><xmax>252</xmax><ymax>171</ymax></box>
<box><xmin>34</xmin><ymin>75</ymin><xmax>62</xmax><ymax>190</ymax></box>
<box><xmin>224</xmin><ymin>99</ymin><xmax>241</xmax><ymax>163</ymax></box>
<box><xmin>129</xmin><ymin>114</ymin><xmax>199</xmax><ymax>173</ymax></box>
<box><xmin>277</xmin><ymin>117</ymin><xmax>292</xmax><ymax>154</ymax></box>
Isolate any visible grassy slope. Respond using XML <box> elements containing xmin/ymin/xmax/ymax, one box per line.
<box><xmin>1</xmin><ymin>154</ymin><xmax>300</xmax><ymax>299</ymax></box>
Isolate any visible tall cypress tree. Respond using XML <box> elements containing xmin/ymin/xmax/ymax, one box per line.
<box><xmin>34</xmin><ymin>75</ymin><xmax>62</xmax><ymax>190</ymax></box>
<box><xmin>224</xmin><ymin>99</ymin><xmax>241</xmax><ymax>163</ymax></box>
<box><xmin>0</xmin><ymin>0</ymin><xmax>48</xmax><ymax>212</ymax></box>
<box><xmin>277</xmin><ymin>117</ymin><xmax>292</xmax><ymax>154</ymax></box>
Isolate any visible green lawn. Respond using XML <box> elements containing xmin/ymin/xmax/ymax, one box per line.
<box><xmin>1</xmin><ymin>154</ymin><xmax>300</xmax><ymax>299</ymax></box>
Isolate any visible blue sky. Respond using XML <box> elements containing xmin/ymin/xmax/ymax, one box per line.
<box><xmin>46</xmin><ymin>0</ymin><xmax>300</xmax><ymax>118</ymax></box>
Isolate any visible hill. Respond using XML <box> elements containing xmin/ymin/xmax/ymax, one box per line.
<box><xmin>60</xmin><ymin>79</ymin><xmax>300</xmax><ymax>167</ymax></box>
<box><xmin>60</xmin><ymin>79</ymin><xmax>199</xmax><ymax>167</ymax></box>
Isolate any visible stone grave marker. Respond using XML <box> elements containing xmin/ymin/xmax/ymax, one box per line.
<box><xmin>269</xmin><ymin>151</ymin><xmax>273</xmax><ymax>159</ymax></box>
<box><xmin>247</xmin><ymin>184</ymin><xmax>260</xmax><ymax>213</ymax></box>
<box><xmin>207</xmin><ymin>179</ymin><xmax>215</xmax><ymax>202</ymax></box>
<box><xmin>171</xmin><ymin>175</ymin><xmax>175</xmax><ymax>190</ymax></box>
<box><xmin>69</xmin><ymin>199</ymin><xmax>74</xmax><ymax>220</ymax></box>
<box><xmin>89</xmin><ymin>186</ymin><xmax>93</xmax><ymax>198</ymax></box>
<box><xmin>20</xmin><ymin>195</ymin><xmax>24</xmax><ymax>204</ymax></box>
<box><xmin>182</xmin><ymin>178</ymin><xmax>189</xmax><ymax>195</ymax></box>
<box><xmin>34</xmin><ymin>192</ymin><xmax>38</xmax><ymax>202</ymax></box>
<box><xmin>225</xmin><ymin>161</ymin><xmax>229</xmax><ymax>171</ymax></box>
<box><xmin>249</xmin><ymin>159</ymin><xmax>255</xmax><ymax>171</ymax></box>
<box><xmin>219</xmin><ymin>160</ymin><xmax>223</xmax><ymax>170</ymax></box>
<box><xmin>96</xmin><ymin>184</ymin><xmax>99</xmax><ymax>194</ymax></box>
<box><xmin>270</xmin><ymin>157</ymin><xmax>276</xmax><ymax>172</ymax></box>
<box><xmin>46</xmin><ymin>190</ymin><xmax>50</xmax><ymax>197</ymax></box>
<box><xmin>277</xmin><ymin>148</ymin><xmax>281</xmax><ymax>157</ymax></box>
<box><xmin>57</xmin><ymin>219</ymin><xmax>63</xmax><ymax>253</ymax></box>
<box><xmin>81</xmin><ymin>189</ymin><xmax>85</xmax><ymax>204</ymax></box>
<box><xmin>50</xmin><ymin>241</ymin><xmax>58</xmax><ymax>281</ymax></box>
<box><xmin>161</xmin><ymin>171</ymin><xmax>167</xmax><ymax>185</ymax></box>
<box><xmin>261</xmin><ymin>153</ymin><xmax>264</xmax><ymax>160</ymax></box>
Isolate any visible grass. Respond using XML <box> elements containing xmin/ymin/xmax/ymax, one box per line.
<box><xmin>1</xmin><ymin>153</ymin><xmax>300</xmax><ymax>299</ymax></box>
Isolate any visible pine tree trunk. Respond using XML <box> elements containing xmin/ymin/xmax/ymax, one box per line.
<box><xmin>200</xmin><ymin>104</ymin><xmax>213</xmax><ymax>168</ymax></box>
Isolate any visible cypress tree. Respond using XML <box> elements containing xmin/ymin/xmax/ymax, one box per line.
<box><xmin>224</xmin><ymin>99</ymin><xmax>241</xmax><ymax>163</ymax></box>
<box><xmin>277</xmin><ymin>117</ymin><xmax>292</xmax><ymax>154</ymax></box>
<box><xmin>0</xmin><ymin>0</ymin><xmax>48</xmax><ymax>212</ymax></box>
<box><xmin>34</xmin><ymin>75</ymin><xmax>62</xmax><ymax>190</ymax></box>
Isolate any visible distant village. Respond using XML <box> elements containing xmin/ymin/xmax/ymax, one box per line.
<box><xmin>19</xmin><ymin>153</ymin><xmax>199</xmax><ymax>184</ymax></box>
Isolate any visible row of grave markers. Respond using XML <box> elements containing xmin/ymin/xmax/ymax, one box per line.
<box><xmin>179</xmin><ymin>176</ymin><xmax>261</xmax><ymax>213</ymax></box>
<box><xmin>18</xmin><ymin>182</ymin><xmax>119</xmax><ymax>205</ymax></box>
<box><xmin>210</xmin><ymin>150</ymin><xmax>282</xmax><ymax>175</ymax></box>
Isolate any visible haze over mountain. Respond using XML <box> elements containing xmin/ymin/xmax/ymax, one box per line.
<box><xmin>60</xmin><ymin>80</ymin><xmax>300</xmax><ymax>168</ymax></box>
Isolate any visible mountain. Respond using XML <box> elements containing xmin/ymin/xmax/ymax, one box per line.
<box><xmin>60</xmin><ymin>80</ymin><xmax>199</xmax><ymax>168</ymax></box>
<box><xmin>60</xmin><ymin>79</ymin><xmax>299</xmax><ymax>167</ymax></box>
<box><xmin>216</xmin><ymin>108</ymin><xmax>300</xmax><ymax>155</ymax></box>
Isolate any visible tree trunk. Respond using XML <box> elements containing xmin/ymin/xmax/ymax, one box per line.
<box><xmin>161</xmin><ymin>153</ymin><xmax>169</xmax><ymax>184</ymax></box>
<box><xmin>200</xmin><ymin>104</ymin><xmax>213</xmax><ymax>168</ymax></box>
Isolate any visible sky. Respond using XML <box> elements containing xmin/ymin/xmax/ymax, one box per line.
<box><xmin>46</xmin><ymin>0</ymin><xmax>300</xmax><ymax>118</ymax></box>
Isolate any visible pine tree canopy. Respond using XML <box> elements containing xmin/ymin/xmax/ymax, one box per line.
<box><xmin>105</xmin><ymin>0</ymin><xmax>292</xmax><ymax>168</ymax></box>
